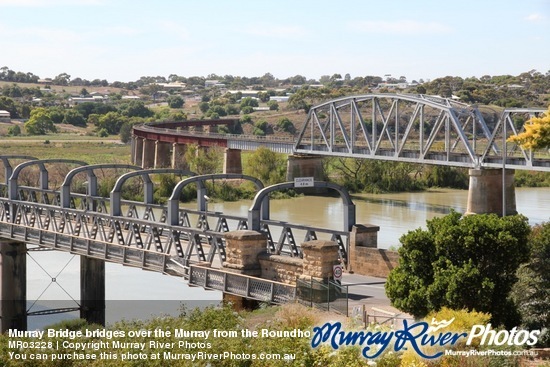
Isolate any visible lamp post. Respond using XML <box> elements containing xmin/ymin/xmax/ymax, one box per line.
<box><xmin>502</xmin><ymin>117</ymin><xmax>506</xmax><ymax>217</ymax></box>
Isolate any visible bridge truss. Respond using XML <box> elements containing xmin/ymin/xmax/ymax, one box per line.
<box><xmin>0</xmin><ymin>159</ymin><xmax>359</xmax><ymax>307</ymax></box>
<box><xmin>294</xmin><ymin>94</ymin><xmax>550</xmax><ymax>171</ymax></box>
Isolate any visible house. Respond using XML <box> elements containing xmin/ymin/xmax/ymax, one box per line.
<box><xmin>69</xmin><ymin>96</ymin><xmax>105</xmax><ymax>105</ymax></box>
<box><xmin>228</xmin><ymin>90</ymin><xmax>260</xmax><ymax>98</ymax></box>
<box><xmin>0</xmin><ymin>110</ymin><xmax>11</xmax><ymax>122</ymax></box>
<box><xmin>205</xmin><ymin>80</ymin><xmax>226</xmax><ymax>88</ymax></box>
<box><xmin>37</xmin><ymin>78</ymin><xmax>52</xmax><ymax>85</ymax></box>
<box><xmin>269</xmin><ymin>96</ymin><xmax>290</xmax><ymax>102</ymax></box>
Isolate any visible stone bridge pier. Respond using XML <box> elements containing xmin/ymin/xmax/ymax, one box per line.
<box><xmin>466</xmin><ymin>168</ymin><xmax>517</xmax><ymax>216</ymax></box>
<box><xmin>221</xmin><ymin>230</ymin><xmax>340</xmax><ymax>310</ymax></box>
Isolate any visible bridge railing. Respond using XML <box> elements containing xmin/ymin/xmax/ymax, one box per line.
<box><xmin>2</xmin><ymin>186</ymin><xmax>350</xmax><ymax>266</ymax></box>
<box><xmin>189</xmin><ymin>264</ymin><xmax>296</xmax><ymax>304</ymax></box>
<box><xmin>0</xmin><ymin>198</ymin><xmax>175</xmax><ymax>274</ymax></box>
<box><xmin>0</xmin><ymin>196</ymin><xmax>230</xmax><ymax>271</ymax></box>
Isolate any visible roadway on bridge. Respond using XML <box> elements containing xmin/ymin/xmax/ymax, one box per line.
<box><xmin>342</xmin><ymin>273</ymin><xmax>410</xmax><ymax>318</ymax></box>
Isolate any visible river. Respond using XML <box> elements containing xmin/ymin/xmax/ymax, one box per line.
<box><xmin>26</xmin><ymin>187</ymin><xmax>549</xmax><ymax>328</ymax></box>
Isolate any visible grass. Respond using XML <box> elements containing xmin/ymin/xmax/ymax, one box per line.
<box><xmin>0</xmin><ymin>80</ymin><xmax>125</xmax><ymax>95</ymax></box>
<box><xmin>0</xmin><ymin>140</ymin><xmax>131</xmax><ymax>165</ymax></box>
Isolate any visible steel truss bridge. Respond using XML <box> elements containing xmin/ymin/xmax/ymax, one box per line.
<box><xmin>295</xmin><ymin>94</ymin><xmax>549</xmax><ymax>170</ymax></box>
<box><xmin>0</xmin><ymin>158</ymin><xmax>355</xmax><ymax>307</ymax></box>
<box><xmin>135</xmin><ymin>93</ymin><xmax>550</xmax><ymax>171</ymax></box>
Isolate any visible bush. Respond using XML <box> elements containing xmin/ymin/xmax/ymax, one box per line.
<box><xmin>511</xmin><ymin>221</ymin><xmax>550</xmax><ymax>347</ymax></box>
<box><xmin>277</xmin><ymin>117</ymin><xmax>294</xmax><ymax>133</ymax></box>
<box><xmin>386</xmin><ymin>211</ymin><xmax>531</xmax><ymax>327</ymax></box>
<box><xmin>253</xmin><ymin>120</ymin><xmax>268</xmax><ymax>135</ymax></box>
<box><xmin>7</xmin><ymin>124</ymin><xmax>21</xmax><ymax>136</ymax></box>
<box><xmin>97</xmin><ymin>128</ymin><xmax>109</xmax><ymax>137</ymax></box>
<box><xmin>119</xmin><ymin>121</ymin><xmax>132</xmax><ymax>143</ymax></box>
<box><xmin>167</xmin><ymin>95</ymin><xmax>184</xmax><ymax>108</ymax></box>
<box><xmin>241</xmin><ymin>106</ymin><xmax>254</xmax><ymax>114</ymax></box>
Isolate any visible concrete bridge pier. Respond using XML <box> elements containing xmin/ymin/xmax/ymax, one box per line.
<box><xmin>286</xmin><ymin>154</ymin><xmax>325</xmax><ymax>181</ymax></box>
<box><xmin>0</xmin><ymin>240</ymin><xmax>26</xmax><ymax>332</ymax></box>
<box><xmin>154</xmin><ymin>141</ymin><xmax>171</xmax><ymax>168</ymax></box>
<box><xmin>80</xmin><ymin>257</ymin><xmax>105</xmax><ymax>326</ymax></box>
<box><xmin>466</xmin><ymin>168</ymin><xmax>517</xmax><ymax>216</ymax></box>
<box><xmin>171</xmin><ymin>143</ymin><xmax>188</xmax><ymax>169</ymax></box>
<box><xmin>132</xmin><ymin>137</ymin><xmax>144</xmax><ymax>166</ymax></box>
<box><xmin>60</xmin><ymin>174</ymin><xmax>106</xmax><ymax>326</ymax></box>
<box><xmin>142</xmin><ymin>139</ymin><xmax>155</xmax><ymax>168</ymax></box>
<box><xmin>223</xmin><ymin>148</ymin><xmax>242</xmax><ymax>174</ymax></box>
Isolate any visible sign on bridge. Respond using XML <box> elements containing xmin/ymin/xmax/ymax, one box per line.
<box><xmin>294</xmin><ymin>177</ymin><xmax>314</xmax><ymax>187</ymax></box>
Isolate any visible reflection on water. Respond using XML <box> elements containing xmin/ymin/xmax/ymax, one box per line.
<box><xmin>26</xmin><ymin>251</ymin><xmax>221</xmax><ymax>329</ymax></box>
<box><xmin>25</xmin><ymin>187</ymin><xmax>549</xmax><ymax>327</ymax></box>
<box><xmin>201</xmin><ymin>187</ymin><xmax>548</xmax><ymax>248</ymax></box>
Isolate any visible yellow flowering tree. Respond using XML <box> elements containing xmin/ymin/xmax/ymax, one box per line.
<box><xmin>508</xmin><ymin>106</ymin><xmax>550</xmax><ymax>149</ymax></box>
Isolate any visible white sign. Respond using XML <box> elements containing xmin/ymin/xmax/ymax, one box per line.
<box><xmin>294</xmin><ymin>177</ymin><xmax>314</xmax><ymax>187</ymax></box>
<box><xmin>333</xmin><ymin>264</ymin><xmax>343</xmax><ymax>281</ymax></box>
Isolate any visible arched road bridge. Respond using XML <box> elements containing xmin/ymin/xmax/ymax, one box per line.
<box><xmin>0</xmin><ymin>157</ymin><xmax>361</xmax><ymax>331</ymax></box>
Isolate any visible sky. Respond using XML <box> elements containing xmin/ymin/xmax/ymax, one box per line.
<box><xmin>0</xmin><ymin>0</ymin><xmax>549</xmax><ymax>83</ymax></box>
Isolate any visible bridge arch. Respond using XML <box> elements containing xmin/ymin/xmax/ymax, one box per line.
<box><xmin>9</xmin><ymin>159</ymin><xmax>88</xmax><ymax>200</ymax></box>
<box><xmin>60</xmin><ymin>164</ymin><xmax>142</xmax><ymax>208</ymax></box>
<box><xmin>167</xmin><ymin>173</ymin><xmax>265</xmax><ymax>225</ymax></box>
<box><xmin>0</xmin><ymin>155</ymin><xmax>37</xmax><ymax>185</ymax></box>
<box><xmin>110</xmin><ymin>168</ymin><xmax>196</xmax><ymax>216</ymax></box>
<box><xmin>248</xmin><ymin>181</ymin><xmax>355</xmax><ymax>232</ymax></box>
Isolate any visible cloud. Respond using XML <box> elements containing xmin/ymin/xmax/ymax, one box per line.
<box><xmin>242</xmin><ymin>24</ymin><xmax>309</xmax><ymax>39</ymax></box>
<box><xmin>524</xmin><ymin>13</ymin><xmax>545</xmax><ymax>22</ymax></box>
<box><xmin>0</xmin><ymin>24</ymin><xmax>82</xmax><ymax>43</ymax></box>
<box><xmin>0</xmin><ymin>0</ymin><xmax>102</xmax><ymax>6</ymax></box>
<box><xmin>101</xmin><ymin>26</ymin><xmax>143</xmax><ymax>37</ymax></box>
<box><xmin>158</xmin><ymin>21</ymin><xmax>191</xmax><ymax>40</ymax></box>
<box><xmin>348</xmin><ymin>20</ymin><xmax>452</xmax><ymax>34</ymax></box>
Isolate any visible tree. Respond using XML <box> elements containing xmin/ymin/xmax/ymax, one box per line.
<box><xmin>277</xmin><ymin>117</ymin><xmax>294</xmax><ymax>133</ymax></box>
<box><xmin>167</xmin><ymin>95</ymin><xmax>184</xmax><ymax>109</ymax></box>
<box><xmin>0</xmin><ymin>96</ymin><xmax>18</xmax><ymax>118</ymax></box>
<box><xmin>385</xmin><ymin>211</ymin><xmax>531</xmax><ymax>327</ymax></box>
<box><xmin>206</xmin><ymin>105</ymin><xmax>227</xmax><ymax>117</ymax></box>
<box><xmin>507</xmin><ymin>106</ymin><xmax>550</xmax><ymax>149</ymax></box>
<box><xmin>119</xmin><ymin>122</ymin><xmax>133</xmax><ymax>143</ymax></box>
<box><xmin>7</xmin><ymin>125</ymin><xmax>21</xmax><ymax>136</ymax></box>
<box><xmin>511</xmin><ymin>222</ymin><xmax>550</xmax><ymax>346</ymax></box>
<box><xmin>63</xmin><ymin>109</ymin><xmax>86</xmax><ymax>127</ymax></box>
<box><xmin>53</xmin><ymin>72</ymin><xmax>71</xmax><ymax>86</ymax></box>
<box><xmin>119</xmin><ymin>101</ymin><xmax>153</xmax><ymax>118</ymax></box>
<box><xmin>46</xmin><ymin>107</ymin><xmax>65</xmax><ymax>124</ymax></box>
<box><xmin>267</xmin><ymin>100</ymin><xmax>279</xmax><ymax>111</ymax></box>
<box><xmin>183</xmin><ymin>144</ymin><xmax>222</xmax><ymax>175</ymax></box>
<box><xmin>239</xmin><ymin>97</ymin><xmax>258</xmax><ymax>109</ymax></box>
<box><xmin>244</xmin><ymin>147</ymin><xmax>286</xmax><ymax>185</ymax></box>
<box><xmin>97</xmin><ymin>112</ymin><xmax>126</xmax><ymax>134</ymax></box>
<box><xmin>198</xmin><ymin>102</ymin><xmax>210</xmax><ymax>113</ymax></box>
<box><xmin>253</xmin><ymin>120</ymin><xmax>268</xmax><ymax>135</ymax></box>
<box><xmin>25</xmin><ymin>108</ymin><xmax>57</xmax><ymax>135</ymax></box>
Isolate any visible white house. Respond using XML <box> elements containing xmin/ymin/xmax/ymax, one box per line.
<box><xmin>69</xmin><ymin>96</ymin><xmax>105</xmax><ymax>105</ymax></box>
<box><xmin>0</xmin><ymin>110</ymin><xmax>10</xmax><ymax>122</ymax></box>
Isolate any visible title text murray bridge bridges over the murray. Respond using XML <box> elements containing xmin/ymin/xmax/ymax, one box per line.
<box><xmin>1</xmin><ymin>93</ymin><xmax>549</xmax><ymax>332</ymax></box>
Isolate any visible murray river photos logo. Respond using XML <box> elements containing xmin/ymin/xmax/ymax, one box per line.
<box><xmin>310</xmin><ymin>318</ymin><xmax>541</xmax><ymax>359</ymax></box>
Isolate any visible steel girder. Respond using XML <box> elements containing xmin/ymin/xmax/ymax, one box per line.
<box><xmin>294</xmin><ymin>93</ymin><xmax>497</xmax><ymax>168</ymax></box>
<box><xmin>480</xmin><ymin>108</ymin><xmax>548</xmax><ymax>170</ymax></box>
